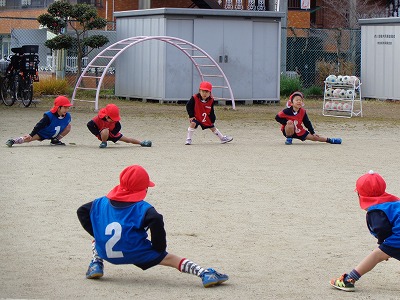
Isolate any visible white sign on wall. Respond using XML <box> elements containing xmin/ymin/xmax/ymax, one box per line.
<box><xmin>361</xmin><ymin>20</ymin><xmax>400</xmax><ymax>100</ymax></box>
<box><xmin>301</xmin><ymin>0</ymin><xmax>310</xmax><ymax>9</ymax></box>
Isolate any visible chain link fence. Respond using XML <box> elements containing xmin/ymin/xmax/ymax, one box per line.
<box><xmin>1</xmin><ymin>17</ymin><xmax>362</xmax><ymax>96</ymax></box>
<box><xmin>285</xmin><ymin>27</ymin><xmax>361</xmax><ymax>89</ymax></box>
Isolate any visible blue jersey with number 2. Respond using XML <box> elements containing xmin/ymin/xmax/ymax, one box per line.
<box><xmin>90</xmin><ymin>197</ymin><xmax>160</xmax><ymax>265</ymax></box>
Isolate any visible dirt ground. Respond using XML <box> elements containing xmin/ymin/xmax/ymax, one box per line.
<box><xmin>1</xmin><ymin>97</ymin><xmax>400</xmax><ymax>300</ymax></box>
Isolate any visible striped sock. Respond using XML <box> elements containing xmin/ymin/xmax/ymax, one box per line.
<box><xmin>91</xmin><ymin>240</ymin><xmax>103</xmax><ymax>263</ymax></box>
<box><xmin>15</xmin><ymin>137</ymin><xmax>24</xmax><ymax>144</ymax></box>
<box><xmin>347</xmin><ymin>269</ymin><xmax>361</xmax><ymax>282</ymax></box>
<box><xmin>179</xmin><ymin>258</ymin><xmax>205</xmax><ymax>277</ymax></box>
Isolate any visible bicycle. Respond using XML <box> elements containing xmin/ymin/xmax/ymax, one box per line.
<box><xmin>0</xmin><ymin>45</ymin><xmax>39</xmax><ymax>107</ymax></box>
<box><xmin>1</xmin><ymin>71</ymin><xmax>34</xmax><ymax>107</ymax></box>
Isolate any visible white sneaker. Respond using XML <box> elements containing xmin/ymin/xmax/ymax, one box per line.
<box><xmin>185</xmin><ymin>139</ymin><xmax>192</xmax><ymax>145</ymax></box>
<box><xmin>220</xmin><ymin>136</ymin><xmax>233</xmax><ymax>144</ymax></box>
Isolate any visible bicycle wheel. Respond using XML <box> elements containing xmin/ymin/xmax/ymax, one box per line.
<box><xmin>1</xmin><ymin>77</ymin><xmax>16</xmax><ymax>106</ymax></box>
<box><xmin>21</xmin><ymin>77</ymin><xmax>33</xmax><ymax>107</ymax></box>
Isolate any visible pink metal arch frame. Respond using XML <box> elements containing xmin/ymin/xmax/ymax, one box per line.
<box><xmin>72</xmin><ymin>36</ymin><xmax>235</xmax><ymax>110</ymax></box>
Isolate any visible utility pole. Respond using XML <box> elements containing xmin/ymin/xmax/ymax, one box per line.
<box><xmin>279</xmin><ymin>0</ymin><xmax>288</xmax><ymax>74</ymax></box>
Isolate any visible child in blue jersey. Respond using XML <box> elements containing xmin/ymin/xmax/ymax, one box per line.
<box><xmin>330</xmin><ymin>170</ymin><xmax>400</xmax><ymax>292</ymax></box>
<box><xmin>275</xmin><ymin>91</ymin><xmax>342</xmax><ymax>145</ymax></box>
<box><xmin>77</xmin><ymin>165</ymin><xmax>229</xmax><ymax>288</ymax></box>
<box><xmin>5</xmin><ymin>96</ymin><xmax>72</xmax><ymax>147</ymax></box>
<box><xmin>185</xmin><ymin>81</ymin><xmax>233</xmax><ymax>145</ymax></box>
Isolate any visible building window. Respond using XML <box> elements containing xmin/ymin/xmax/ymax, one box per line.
<box><xmin>139</xmin><ymin>0</ymin><xmax>151</xmax><ymax>9</ymax></box>
<box><xmin>288</xmin><ymin>0</ymin><xmax>301</xmax><ymax>9</ymax></box>
<box><xmin>22</xmin><ymin>0</ymin><xmax>32</xmax><ymax>6</ymax></box>
<box><xmin>77</xmin><ymin>0</ymin><xmax>102</xmax><ymax>7</ymax></box>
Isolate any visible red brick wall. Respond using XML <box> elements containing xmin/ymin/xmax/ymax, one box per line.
<box><xmin>287</xmin><ymin>11</ymin><xmax>310</xmax><ymax>28</ymax></box>
<box><xmin>0</xmin><ymin>9</ymin><xmax>48</xmax><ymax>34</ymax></box>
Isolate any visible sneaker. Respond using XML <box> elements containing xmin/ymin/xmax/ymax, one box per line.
<box><xmin>328</xmin><ymin>138</ymin><xmax>342</xmax><ymax>144</ymax></box>
<box><xmin>220</xmin><ymin>136</ymin><xmax>233</xmax><ymax>144</ymax></box>
<box><xmin>99</xmin><ymin>141</ymin><xmax>107</xmax><ymax>148</ymax></box>
<box><xmin>330</xmin><ymin>273</ymin><xmax>355</xmax><ymax>292</ymax></box>
<box><xmin>86</xmin><ymin>261</ymin><xmax>104</xmax><ymax>279</ymax></box>
<box><xmin>140</xmin><ymin>140</ymin><xmax>152</xmax><ymax>147</ymax></box>
<box><xmin>6</xmin><ymin>139</ymin><xmax>15</xmax><ymax>147</ymax></box>
<box><xmin>50</xmin><ymin>138</ymin><xmax>65</xmax><ymax>146</ymax></box>
<box><xmin>200</xmin><ymin>268</ymin><xmax>229</xmax><ymax>288</ymax></box>
<box><xmin>285</xmin><ymin>137</ymin><xmax>293</xmax><ymax>145</ymax></box>
<box><xmin>185</xmin><ymin>139</ymin><xmax>192</xmax><ymax>145</ymax></box>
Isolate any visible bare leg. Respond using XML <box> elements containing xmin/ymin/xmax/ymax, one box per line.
<box><xmin>119</xmin><ymin>135</ymin><xmax>141</xmax><ymax>145</ymax></box>
<box><xmin>57</xmin><ymin>124</ymin><xmax>71</xmax><ymax>140</ymax></box>
<box><xmin>284</xmin><ymin>121</ymin><xmax>295</xmax><ymax>136</ymax></box>
<box><xmin>159</xmin><ymin>253</ymin><xmax>183</xmax><ymax>270</ymax></box>
<box><xmin>354</xmin><ymin>248</ymin><xmax>390</xmax><ymax>276</ymax></box>
<box><xmin>100</xmin><ymin>128</ymin><xmax>110</xmax><ymax>142</ymax></box>
<box><xmin>305</xmin><ymin>134</ymin><xmax>328</xmax><ymax>142</ymax></box>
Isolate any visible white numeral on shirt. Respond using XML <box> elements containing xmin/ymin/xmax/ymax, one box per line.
<box><xmin>53</xmin><ymin>126</ymin><xmax>61</xmax><ymax>138</ymax></box>
<box><xmin>105</xmin><ymin>222</ymin><xmax>124</xmax><ymax>258</ymax></box>
<box><xmin>202</xmin><ymin>113</ymin><xmax>207</xmax><ymax>122</ymax></box>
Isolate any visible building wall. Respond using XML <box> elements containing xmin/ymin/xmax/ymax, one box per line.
<box><xmin>287</xmin><ymin>11</ymin><xmax>310</xmax><ymax>28</ymax></box>
<box><xmin>0</xmin><ymin>9</ymin><xmax>47</xmax><ymax>34</ymax></box>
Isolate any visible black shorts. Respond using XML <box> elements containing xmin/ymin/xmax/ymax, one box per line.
<box><xmin>379</xmin><ymin>244</ymin><xmax>400</xmax><ymax>261</ymax></box>
<box><xmin>87</xmin><ymin>120</ymin><xmax>122</xmax><ymax>143</ymax></box>
<box><xmin>193</xmin><ymin>119</ymin><xmax>215</xmax><ymax>130</ymax></box>
<box><xmin>282</xmin><ymin>129</ymin><xmax>309</xmax><ymax>141</ymax></box>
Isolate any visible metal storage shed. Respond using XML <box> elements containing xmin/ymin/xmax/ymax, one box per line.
<box><xmin>113</xmin><ymin>8</ymin><xmax>284</xmax><ymax>104</ymax></box>
<box><xmin>360</xmin><ymin>17</ymin><xmax>400</xmax><ymax>100</ymax></box>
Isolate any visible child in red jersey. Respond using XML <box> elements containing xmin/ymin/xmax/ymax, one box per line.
<box><xmin>87</xmin><ymin>103</ymin><xmax>152</xmax><ymax>148</ymax></box>
<box><xmin>185</xmin><ymin>81</ymin><xmax>233</xmax><ymax>145</ymax></box>
<box><xmin>275</xmin><ymin>91</ymin><xmax>342</xmax><ymax>145</ymax></box>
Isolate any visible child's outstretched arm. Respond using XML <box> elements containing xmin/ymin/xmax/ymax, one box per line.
<box><xmin>29</xmin><ymin>113</ymin><xmax>51</xmax><ymax>137</ymax></box>
<box><xmin>302</xmin><ymin>113</ymin><xmax>315</xmax><ymax>134</ymax></box>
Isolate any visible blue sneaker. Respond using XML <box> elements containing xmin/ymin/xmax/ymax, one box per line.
<box><xmin>140</xmin><ymin>140</ymin><xmax>152</xmax><ymax>147</ymax></box>
<box><xmin>285</xmin><ymin>137</ymin><xmax>293</xmax><ymax>145</ymax></box>
<box><xmin>99</xmin><ymin>141</ymin><xmax>107</xmax><ymax>148</ymax></box>
<box><xmin>86</xmin><ymin>261</ymin><xmax>104</xmax><ymax>279</ymax></box>
<box><xmin>200</xmin><ymin>268</ymin><xmax>229</xmax><ymax>288</ymax></box>
<box><xmin>328</xmin><ymin>138</ymin><xmax>342</xmax><ymax>144</ymax></box>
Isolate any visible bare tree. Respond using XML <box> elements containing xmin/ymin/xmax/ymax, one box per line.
<box><xmin>321</xmin><ymin>0</ymin><xmax>387</xmax><ymax>29</ymax></box>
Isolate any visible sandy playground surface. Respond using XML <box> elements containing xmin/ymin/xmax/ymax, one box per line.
<box><xmin>1</xmin><ymin>97</ymin><xmax>400</xmax><ymax>300</ymax></box>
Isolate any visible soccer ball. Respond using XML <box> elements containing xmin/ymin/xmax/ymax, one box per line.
<box><xmin>346</xmin><ymin>90</ymin><xmax>354</xmax><ymax>98</ymax></box>
<box><xmin>325</xmin><ymin>88</ymin><xmax>333</xmax><ymax>98</ymax></box>
<box><xmin>339</xmin><ymin>89</ymin><xmax>346</xmax><ymax>98</ymax></box>
<box><xmin>333</xmin><ymin>88</ymin><xmax>342</xmax><ymax>98</ymax></box>
<box><xmin>325</xmin><ymin>75</ymin><xmax>337</xmax><ymax>83</ymax></box>
<box><xmin>342</xmin><ymin>75</ymin><xmax>350</xmax><ymax>83</ymax></box>
<box><xmin>337</xmin><ymin>75</ymin><xmax>344</xmax><ymax>84</ymax></box>
<box><xmin>336</xmin><ymin>102</ymin><xmax>343</xmax><ymax>110</ymax></box>
<box><xmin>343</xmin><ymin>103</ymin><xmax>351</xmax><ymax>111</ymax></box>
<box><xmin>350</xmin><ymin>76</ymin><xmax>360</xmax><ymax>86</ymax></box>
<box><xmin>331</xmin><ymin>101</ymin><xmax>338</xmax><ymax>110</ymax></box>
<box><xmin>324</xmin><ymin>102</ymin><xmax>332</xmax><ymax>110</ymax></box>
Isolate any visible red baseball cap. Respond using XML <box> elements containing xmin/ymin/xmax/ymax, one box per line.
<box><xmin>98</xmin><ymin>103</ymin><xmax>121</xmax><ymax>121</ymax></box>
<box><xmin>356</xmin><ymin>170</ymin><xmax>399</xmax><ymax>209</ymax></box>
<box><xmin>107</xmin><ymin>165</ymin><xmax>155</xmax><ymax>202</ymax></box>
<box><xmin>199</xmin><ymin>81</ymin><xmax>212</xmax><ymax>92</ymax></box>
<box><xmin>289</xmin><ymin>91</ymin><xmax>304</xmax><ymax>102</ymax></box>
<box><xmin>50</xmin><ymin>96</ymin><xmax>72</xmax><ymax>113</ymax></box>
